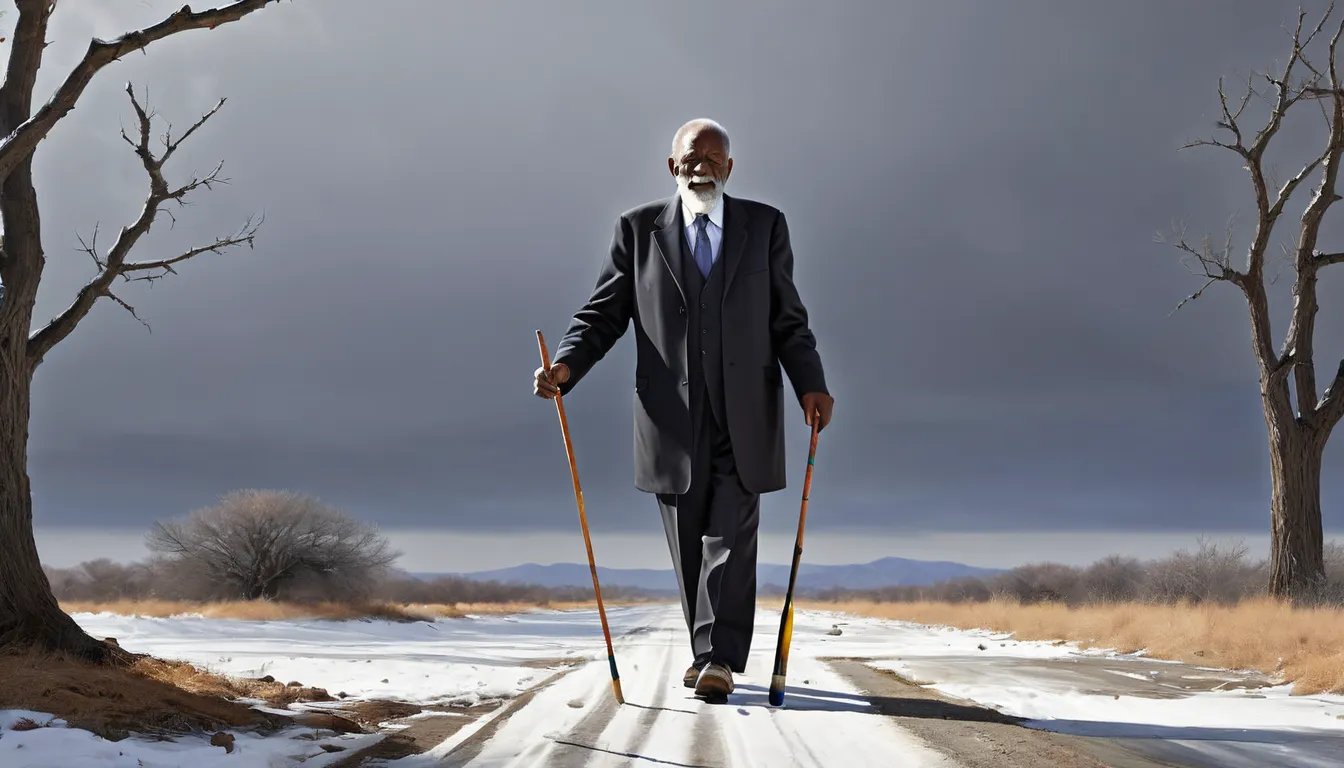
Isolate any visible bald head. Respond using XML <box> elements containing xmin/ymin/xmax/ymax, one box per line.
<box><xmin>668</xmin><ymin>118</ymin><xmax>733</xmax><ymax>215</ymax></box>
<box><xmin>671</xmin><ymin>118</ymin><xmax>730</xmax><ymax>158</ymax></box>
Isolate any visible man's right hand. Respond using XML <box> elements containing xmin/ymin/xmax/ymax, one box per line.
<box><xmin>533</xmin><ymin>363</ymin><xmax>570</xmax><ymax>399</ymax></box>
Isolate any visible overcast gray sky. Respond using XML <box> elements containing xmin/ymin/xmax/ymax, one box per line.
<box><xmin>16</xmin><ymin>0</ymin><xmax>1344</xmax><ymax>570</ymax></box>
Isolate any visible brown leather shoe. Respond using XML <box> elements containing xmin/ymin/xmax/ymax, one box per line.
<box><xmin>683</xmin><ymin>664</ymin><xmax>701</xmax><ymax>688</ymax></box>
<box><xmin>694</xmin><ymin>661</ymin><xmax>734</xmax><ymax>700</ymax></box>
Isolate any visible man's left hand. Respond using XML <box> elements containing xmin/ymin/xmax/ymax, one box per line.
<box><xmin>800</xmin><ymin>392</ymin><xmax>834</xmax><ymax>432</ymax></box>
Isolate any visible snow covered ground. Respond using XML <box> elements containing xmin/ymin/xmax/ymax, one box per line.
<box><xmin>72</xmin><ymin>607</ymin><xmax>600</xmax><ymax>707</ymax></box>
<box><xmin>801</xmin><ymin>608</ymin><xmax>1344</xmax><ymax>768</ymax></box>
<box><xmin>0</xmin><ymin>707</ymin><xmax>378</xmax><ymax>768</ymax></box>
<box><xmin>0</xmin><ymin>604</ymin><xmax>1341</xmax><ymax>766</ymax></box>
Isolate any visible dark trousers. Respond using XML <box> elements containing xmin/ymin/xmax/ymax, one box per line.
<box><xmin>657</xmin><ymin>404</ymin><xmax>760</xmax><ymax>673</ymax></box>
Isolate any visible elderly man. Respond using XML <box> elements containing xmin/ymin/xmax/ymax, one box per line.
<box><xmin>533</xmin><ymin>118</ymin><xmax>832</xmax><ymax>701</ymax></box>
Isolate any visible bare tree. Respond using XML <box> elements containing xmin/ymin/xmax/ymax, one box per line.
<box><xmin>1139</xmin><ymin>538</ymin><xmax>1260</xmax><ymax>606</ymax></box>
<box><xmin>1161</xmin><ymin>5</ymin><xmax>1344</xmax><ymax>598</ymax></box>
<box><xmin>146</xmin><ymin>490</ymin><xmax>401</xmax><ymax>601</ymax></box>
<box><xmin>1077</xmin><ymin>555</ymin><xmax>1145</xmax><ymax>604</ymax></box>
<box><xmin>0</xmin><ymin>1</ymin><xmax>291</xmax><ymax>662</ymax></box>
<box><xmin>989</xmin><ymin>562</ymin><xmax>1082</xmax><ymax>604</ymax></box>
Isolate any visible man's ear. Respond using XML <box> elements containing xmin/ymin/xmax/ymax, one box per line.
<box><xmin>724</xmin><ymin>157</ymin><xmax>733</xmax><ymax>179</ymax></box>
<box><xmin>667</xmin><ymin>157</ymin><xmax>676</xmax><ymax>176</ymax></box>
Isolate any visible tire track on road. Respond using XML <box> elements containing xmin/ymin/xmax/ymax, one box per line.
<box><xmin>611</xmin><ymin>620</ymin><xmax>729</xmax><ymax>768</ymax></box>
<box><xmin>546</xmin><ymin>617</ymin><xmax>684</xmax><ymax>767</ymax></box>
<box><xmin>434</xmin><ymin>665</ymin><xmax>581</xmax><ymax>767</ymax></box>
<box><xmin>443</xmin><ymin>619</ymin><xmax>660</xmax><ymax>767</ymax></box>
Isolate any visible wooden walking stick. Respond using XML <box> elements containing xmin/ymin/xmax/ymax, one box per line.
<box><xmin>536</xmin><ymin>330</ymin><xmax>624</xmax><ymax>705</ymax></box>
<box><xmin>768</xmin><ymin>412</ymin><xmax>821</xmax><ymax>707</ymax></box>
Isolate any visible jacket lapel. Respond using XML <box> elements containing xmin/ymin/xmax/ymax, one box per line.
<box><xmin>719</xmin><ymin>194</ymin><xmax>749</xmax><ymax>297</ymax></box>
<box><xmin>652</xmin><ymin>195</ymin><xmax>687</xmax><ymax>305</ymax></box>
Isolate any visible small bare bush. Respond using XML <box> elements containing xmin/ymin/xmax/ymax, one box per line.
<box><xmin>1140</xmin><ymin>538</ymin><xmax>1260</xmax><ymax>605</ymax></box>
<box><xmin>930</xmin><ymin>576</ymin><xmax>995</xmax><ymax>603</ymax></box>
<box><xmin>145</xmin><ymin>489</ymin><xmax>400</xmax><ymax>601</ymax></box>
<box><xmin>989</xmin><ymin>562</ymin><xmax>1083</xmax><ymax>604</ymax></box>
<box><xmin>1078</xmin><ymin>555</ymin><xmax>1146</xmax><ymax>603</ymax></box>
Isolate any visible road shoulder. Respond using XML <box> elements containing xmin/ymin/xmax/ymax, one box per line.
<box><xmin>824</xmin><ymin>658</ymin><xmax>1184</xmax><ymax>768</ymax></box>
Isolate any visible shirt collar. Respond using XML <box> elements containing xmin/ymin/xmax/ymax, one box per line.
<box><xmin>681</xmin><ymin>194</ymin><xmax>725</xmax><ymax>230</ymax></box>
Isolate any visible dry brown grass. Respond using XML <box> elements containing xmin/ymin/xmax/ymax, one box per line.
<box><xmin>801</xmin><ymin>597</ymin><xmax>1344</xmax><ymax>695</ymax></box>
<box><xmin>0</xmin><ymin>647</ymin><xmax>326</xmax><ymax>740</ymax></box>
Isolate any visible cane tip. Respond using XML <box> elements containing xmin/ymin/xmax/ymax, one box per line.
<box><xmin>769</xmin><ymin>676</ymin><xmax>786</xmax><ymax>706</ymax></box>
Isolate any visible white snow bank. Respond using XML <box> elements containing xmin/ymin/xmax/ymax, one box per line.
<box><xmin>2</xmin><ymin>606</ymin><xmax>663</xmax><ymax>767</ymax></box>
<box><xmin>795</xmin><ymin>608</ymin><xmax>1344</xmax><ymax>768</ymax></box>
<box><xmin>66</xmin><ymin>605</ymin><xmax>654</xmax><ymax>707</ymax></box>
<box><xmin>0</xmin><ymin>711</ymin><xmax>380</xmax><ymax>768</ymax></box>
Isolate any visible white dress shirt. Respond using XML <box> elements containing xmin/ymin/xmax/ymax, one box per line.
<box><xmin>682</xmin><ymin>194</ymin><xmax>725</xmax><ymax>268</ymax></box>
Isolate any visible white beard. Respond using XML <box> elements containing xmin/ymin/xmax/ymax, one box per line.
<box><xmin>676</xmin><ymin>174</ymin><xmax>724</xmax><ymax>216</ymax></box>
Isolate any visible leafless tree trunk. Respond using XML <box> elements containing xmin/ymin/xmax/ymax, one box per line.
<box><xmin>0</xmin><ymin>0</ymin><xmax>288</xmax><ymax>662</ymax></box>
<box><xmin>1163</xmin><ymin>5</ymin><xmax>1344</xmax><ymax>599</ymax></box>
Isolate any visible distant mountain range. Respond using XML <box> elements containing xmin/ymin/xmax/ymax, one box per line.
<box><xmin>413</xmin><ymin>557</ymin><xmax>1003</xmax><ymax>593</ymax></box>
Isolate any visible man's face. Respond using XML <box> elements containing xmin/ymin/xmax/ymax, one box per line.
<box><xmin>669</xmin><ymin>129</ymin><xmax>732</xmax><ymax>214</ymax></box>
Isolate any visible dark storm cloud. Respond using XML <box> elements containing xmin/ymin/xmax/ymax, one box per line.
<box><xmin>19</xmin><ymin>0</ymin><xmax>1344</xmax><ymax>534</ymax></box>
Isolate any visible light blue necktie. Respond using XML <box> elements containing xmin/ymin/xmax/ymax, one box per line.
<box><xmin>692</xmin><ymin>214</ymin><xmax>713</xmax><ymax>277</ymax></box>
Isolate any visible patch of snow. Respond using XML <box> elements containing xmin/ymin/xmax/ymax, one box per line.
<box><xmin>67</xmin><ymin>606</ymin><xmax>622</xmax><ymax>707</ymax></box>
<box><xmin>2</xmin><ymin>606</ymin><xmax>660</xmax><ymax>767</ymax></box>
<box><xmin>2</xmin><ymin>603</ymin><xmax>1337</xmax><ymax>766</ymax></box>
<box><xmin>0</xmin><ymin>712</ymin><xmax>381</xmax><ymax>768</ymax></box>
<box><xmin>818</xmin><ymin>610</ymin><xmax>1344</xmax><ymax>768</ymax></box>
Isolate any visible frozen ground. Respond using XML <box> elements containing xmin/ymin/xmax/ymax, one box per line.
<box><xmin>805</xmin><ymin>608</ymin><xmax>1344</xmax><ymax>768</ymax></box>
<box><xmin>0</xmin><ymin>604</ymin><xmax>1340</xmax><ymax>766</ymax></box>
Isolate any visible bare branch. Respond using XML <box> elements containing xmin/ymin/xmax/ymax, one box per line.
<box><xmin>1179</xmin><ymin>76</ymin><xmax>1255</xmax><ymax>158</ymax></box>
<box><xmin>1281</xmin><ymin>14</ymin><xmax>1344</xmax><ymax>418</ymax></box>
<box><xmin>1243</xmin><ymin>7</ymin><xmax>1333</xmax><ymax>277</ymax></box>
<box><xmin>105</xmin><ymin>290</ymin><xmax>151</xmax><ymax>332</ymax></box>
<box><xmin>1269</xmin><ymin>150</ymin><xmax>1328</xmax><ymax>219</ymax></box>
<box><xmin>121</xmin><ymin>215</ymin><xmax>261</xmax><ymax>286</ymax></box>
<box><xmin>0</xmin><ymin>3</ymin><xmax>55</xmax><ymax>320</ymax></box>
<box><xmin>1318</xmin><ymin>250</ymin><xmax>1344</xmax><ymax>266</ymax></box>
<box><xmin>2</xmin><ymin>3</ymin><xmax>54</xmax><ymax>128</ymax></box>
<box><xmin>0</xmin><ymin>0</ymin><xmax>284</xmax><ymax>184</ymax></box>
<box><xmin>27</xmin><ymin>85</ymin><xmax>260</xmax><ymax>363</ymax></box>
<box><xmin>1169</xmin><ymin>278</ymin><xmax>1218</xmax><ymax>316</ymax></box>
<box><xmin>1317</xmin><ymin>359</ymin><xmax>1344</xmax><ymax>430</ymax></box>
<box><xmin>160</xmin><ymin>98</ymin><xmax>227</xmax><ymax>167</ymax></box>
<box><xmin>1157</xmin><ymin>217</ymin><xmax>1246</xmax><ymax>291</ymax></box>
<box><xmin>1271</xmin><ymin>351</ymin><xmax>1297</xmax><ymax>379</ymax></box>
<box><xmin>1179</xmin><ymin>136</ymin><xmax>1250</xmax><ymax>157</ymax></box>
<box><xmin>74</xmin><ymin>222</ymin><xmax>105</xmax><ymax>271</ymax></box>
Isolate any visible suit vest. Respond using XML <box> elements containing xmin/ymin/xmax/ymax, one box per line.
<box><xmin>680</xmin><ymin>231</ymin><xmax>728</xmax><ymax>430</ymax></box>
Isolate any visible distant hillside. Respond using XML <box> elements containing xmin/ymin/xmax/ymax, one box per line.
<box><xmin>415</xmin><ymin>557</ymin><xmax>1003</xmax><ymax>593</ymax></box>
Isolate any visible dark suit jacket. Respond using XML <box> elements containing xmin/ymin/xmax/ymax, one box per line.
<box><xmin>553</xmin><ymin>193</ymin><xmax>827</xmax><ymax>496</ymax></box>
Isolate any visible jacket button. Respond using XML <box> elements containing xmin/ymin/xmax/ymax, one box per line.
<box><xmin>678</xmin><ymin>306</ymin><xmax>685</xmax><ymax>315</ymax></box>
<box><xmin>681</xmin><ymin>379</ymin><xmax>688</xmax><ymax>386</ymax></box>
